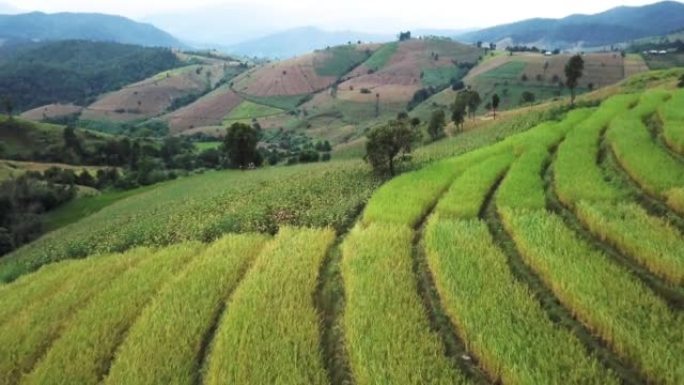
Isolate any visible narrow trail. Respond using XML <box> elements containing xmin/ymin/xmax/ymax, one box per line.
<box><xmin>544</xmin><ymin>161</ymin><xmax>684</xmax><ymax>312</ymax></box>
<box><xmin>411</xmin><ymin>198</ymin><xmax>492</xmax><ymax>385</ymax></box>
<box><xmin>482</xmin><ymin>167</ymin><xmax>646</xmax><ymax>385</ymax></box>
<box><xmin>646</xmin><ymin>114</ymin><xmax>684</xmax><ymax>164</ymax></box>
<box><xmin>598</xmin><ymin>136</ymin><xmax>684</xmax><ymax>235</ymax></box>
<box><xmin>195</xmin><ymin>302</ymin><xmax>227</xmax><ymax>385</ymax></box>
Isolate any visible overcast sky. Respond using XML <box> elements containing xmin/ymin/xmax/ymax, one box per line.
<box><xmin>3</xmin><ymin>0</ymin><xmax>669</xmax><ymax>30</ymax></box>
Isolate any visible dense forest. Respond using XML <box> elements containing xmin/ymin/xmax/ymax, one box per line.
<box><xmin>0</xmin><ymin>40</ymin><xmax>182</xmax><ymax>111</ymax></box>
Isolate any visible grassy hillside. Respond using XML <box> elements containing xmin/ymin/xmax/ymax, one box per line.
<box><xmin>2</xmin><ymin>71</ymin><xmax>683</xmax><ymax>384</ymax></box>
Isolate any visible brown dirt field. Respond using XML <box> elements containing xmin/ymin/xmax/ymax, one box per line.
<box><xmin>163</xmin><ymin>86</ymin><xmax>243</xmax><ymax>134</ymax></box>
<box><xmin>81</xmin><ymin>64</ymin><xmax>231</xmax><ymax>122</ymax></box>
<box><xmin>339</xmin><ymin>39</ymin><xmax>481</xmax><ymax>103</ymax></box>
<box><xmin>232</xmin><ymin>53</ymin><xmax>337</xmax><ymax>97</ymax></box>
<box><xmin>20</xmin><ymin>104</ymin><xmax>83</xmax><ymax>121</ymax></box>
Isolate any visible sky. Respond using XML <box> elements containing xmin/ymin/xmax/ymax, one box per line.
<box><xmin>3</xmin><ymin>0</ymin><xmax>666</xmax><ymax>30</ymax></box>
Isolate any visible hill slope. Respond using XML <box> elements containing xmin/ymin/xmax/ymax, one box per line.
<box><xmin>458</xmin><ymin>1</ymin><xmax>684</xmax><ymax>48</ymax></box>
<box><xmin>0</xmin><ymin>40</ymin><xmax>183</xmax><ymax>112</ymax></box>
<box><xmin>0</xmin><ymin>12</ymin><xmax>183</xmax><ymax>47</ymax></box>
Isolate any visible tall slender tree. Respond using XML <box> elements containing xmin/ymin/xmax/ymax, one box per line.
<box><xmin>491</xmin><ymin>94</ymin><xmax>500</xmax><ymax>119</ymax></box>
<box><xmin>565</xmin><ymin>54</ymin><xmax>584</xmax><ymax>106</ymax></box>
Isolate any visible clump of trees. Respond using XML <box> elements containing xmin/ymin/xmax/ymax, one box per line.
<box><xmin>365</xmin><ymin>115</ymin><xmax>420</xmax><ymax>176</ymax></box>
<box><xmin>428</xmin><ymin>109</ymin><xmax>446</xmax><ymax>141</ymax></box>
<box><xmin>398</xmin><ymin>31</ymin><xmax>412</xmax><ymax>41</ymax></box>
<box><xmin>0</xmin><ymin>175</ymin><xmax>76</xmax><ymax>255</ymax></box>
<box><xmin>221</xmin><ymin>122</ymin><xmax>262</xmax><ymax>169</ymax></box>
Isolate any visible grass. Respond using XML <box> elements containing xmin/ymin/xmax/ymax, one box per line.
<box><xmin>425</xmin><ymin>217</ymin><xmax>617</xmax><ymax>385</ymax></box>
<box><xmin>554</xmin><ymin>93</ymin><xmax>638</xmax><ymax>204</ymax></box>
<box><xmin>421</xmin><ymin>66</ymin><xmax>467</xmax><ymax>88</ymax></box>
<box><xmin>104</xmin><ymin>234</ymin><xmax>268</xmax><ymax>385</ymax></box>
<box><xmin>362</xmin><ymin>42</ymin><xmax>398</xmax><ymax>71</ymax></box>
<box><xmin>576</xmin><ymin>201</ymin><xmax>684</xmax><ymax>285</ymax></box>
<box><xmin>496</xmin><ymin>135</ymin><xmax>684</xmax><ymax>385</ymax></box>
<box><xmin>24</xmin><ymin>243</ymin><xmax>202</xmax><ymax>385</ymax></box>
<box><xmin>500</xmin><ymin>208</ymin><xmax>684</xmax><ymax>385</ymax></box>
<box><xmin>435</xmin><ymin>153</ymin><xmax>513</xmax><ymax>219</ymax></box>
<box><xmin>342</xmin><ymin>223</ymin><xmax>469</xmax><ymax>385</ymax></box>
<box><xmin>0</xmin><ymin>248</ymin><xmax>150</xmax><ymax>385</ymax></box>
<box><xmin>659</xmin><ymin>88</ymin><xmax>684</xmax><ymax>154</ymax></box>
<box><xmin>204</xmin><ymin>227</ymin><xmax>335</xmax><ymax>385</ymax></box>
<box><xmin>478</xmin><ymin>61</ymin><xmax>526</xmax><ymax>79</ymax></box>
<box><xmin>607</xmin><ymin>90</ymin><xmax>684</xmax><ymax>212</ymax></box>
<box><xmin>193</xmin><ymin>141</ymin><xmax>222</xmax><ymax>151</ymax></box>
<box><xmin>43</xmin><ymin>184</ymin><xmax>160</xmax><ymax>232</ymax></box>
<box><xmin>1</xmin><ymin>161</ymin><xmax>379</xmax><ymax>283</ymax></box>
<box><xmin>241</xmin><ymin>93</ymin><xmax>307</xmax><ymax>110</ymax></box>
<box><xmin>315</xmin><ymin>45</ymin><xmax>371</xmax><ymax>78</ymax></box>
<box><xmin>222</xmin><ymin>100</ymin><xmax>284</xmax><ymax>124</ymax></box>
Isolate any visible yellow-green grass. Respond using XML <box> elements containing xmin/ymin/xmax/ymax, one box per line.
<box><xmin>104</xmin><ymin>234</ymin><xmax>268</xmax><ymax>385</ymax></box>
<box><xmin>497</xmin><ymin>141</ymin><xmax>684</xmax><ymax>384</ymax></box>
<box><xmin>1</xmin><ymin>161</ymin><xmax>378</xmax><ymax>283</ymax></box>
<box><xmin>576</xmin><ymin>201</ymin><xmax>684</xmax><ymax>286</ymax></box>
<box><xmin>222</xmin><ymin>100</ymin><xmax>284</xmax><ymax>125</ymax></box>
<box><xmin>607</xmin><ymin>90</ymin><xmax>684</xmax><ymax>213</ymax></box>
<box><xmin>204</xmin><ymin>227</ymin><xmax>335</xmax><ymax>385</ymax></box>
<box><xmin>435</xmin><ymin>153</ymin><xmax>514</xmax><ymax>219</ymax></box>
<box><xmin>24</xmin><ymin>243</ymin><xmax>202</xmax><ymax>385</ymax></box>
<box><xmin>342</xmin><ymin>223</ymin><xmax>469</xmax><ymax>385</ymax></box>
<box><xmin>0</xmin><ymin>248</ymin><xmax>150</xmax><ymax>385</ymax></box>
<box><xmin>500</xmin><ymin>208</ymin><xmax>684</xmax><ymax>385</ymax></box>
<box><xmin>425</xmin><ymin>217</ymin><xmax>617</xmax><ymax>385</ymax></box>
<box><xmin>659</xmin><ymin>89</ymin><xmax>684</xmax><ymax>155</ymax></box>
<box><xmin>496</xmin><ymin>146</ymin><xmax>550</xmax><ymax>210</ymax></box>
<box><xmin>554</xmin><ymin>93</ymin><xmax>639</xmax><ymax>204</ymax></box>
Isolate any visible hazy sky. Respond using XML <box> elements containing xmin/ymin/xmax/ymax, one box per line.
<box><xmin>3</xmin><ymin>0</ymin><xmax>667</xmax><ymax>29</ymax></box>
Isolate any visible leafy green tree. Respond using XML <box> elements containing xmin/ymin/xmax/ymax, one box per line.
<box><xmin>521</xmin><ymin>91</ymin><xmax>536</xmax><ymax>105</ymax></box>
<box><xmin>491</xmin><ymin>94</ymin><xmax>501</xmax><ymax>119</ymax></box>
<box><xmin>678</xmin><ymin>74</ymin><xmax>684</xmax><ymax>88</ymax></box>
<box><xmin>466</xmin><ymin>90</ymin><xmax>481</xmax><ymax>119</ymax></box>
<box><xmin>565</xmin><ymin>54</ymin><xmax>584</xmax><ymax>105</ymax></box>
<box><xmin>365</xmin><ymin>119</ymin><xmax>418</xmax><ymax>176</ymax></box>
<box><xmin>451</xmin><ymin>95</ymin><xmax>467</xmax><ymax>132</ymax></box>
<box><xmin>428</xmin><ymin>109</ymin><xmax>446</xmax><ymax>141</ymax></box>
<box><xmin>222</xmin><ymin>122</ymin><xmax>262</xmax><ymax>169</ymax></box>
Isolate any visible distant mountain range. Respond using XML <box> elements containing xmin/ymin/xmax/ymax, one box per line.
<box><xmin>0</xmin><ymin>12</ymin><xmax>185</xmax><ymax>48</ymax></box>
<box><xmin>225</xmin><ymin>27</ymin><xmax>393</xmax><ymax>59</ymax></box>
<box><xmin>458</xmin><ymin>1</ymin><xmax>684</xmax><ymax>48</ymax></box>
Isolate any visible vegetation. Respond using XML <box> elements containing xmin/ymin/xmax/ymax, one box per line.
<box><xmin>222</xmin><ymin>122</ymin><xmax>262</xmax><ymax>168</ymax></box>
<box><xmin>204</xmin><ymin>227</ymin><xmax>334</xmax><ymax>385</ymax></box>
<box><xmin>565</xmin><ymin>54</ymin><xmax>585</xmax><ymax>105</ymax></box>
<box><xmin>659</xmin><ymin>89</ymin><xmax>684</xmax><ymax>154</ymax></box>
<box><xmin>362</xmin><ymin>42</ymin><xmax>398</xmax><ymax>72</ymax></box>
<box><xmin>0</xmin><ymin>41</ymin><xmax>182</xmax><ymax>111</ymax></box>
<box><xmin>105</xmin><ymin>234</ymin><xmax>267</xmax><ymax>385</ymax></box>
<box><xmin>342</xmin><ymin>223</ymin><xmax>469</xmax><ymax>385</ymax></box>
<box><xmin>365</xmin><ymin>117</ymin><xmax>419</xmax><ymax>175</ymax></box>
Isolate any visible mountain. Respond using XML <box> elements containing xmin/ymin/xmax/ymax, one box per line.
<box><xmin>457</xmin><ymin>1</ymin><xmax>684</xmax><ymax>48</ymax></box>
<box><xmin>0</xmin><ymin>12</ymin><xmax>184</xmax><ymax>48</ymax></box>
<box><xmin>225</xmin><ymin>27</ymin><xmax>393</xmax><ymax>59</ymax></box>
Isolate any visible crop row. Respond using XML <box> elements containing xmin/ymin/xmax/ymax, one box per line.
<box><xmin>1</xmin><ymin>161</ymin><xmax>379</xmax><ymax>283</ymax></box>
<box><xmin>0</xmin><ymin>248</ymin><xmax>152</xmax><ymax>385</ymax></box>
<box><xmin>425</xmin><ymin>151</ymin><xmax>616</xmax><ymax>384</ymax></box>
<box><xmin>554</xmin><ymin>91</ymin><xmax>684</xmax><ymax>285</ymax></box>
<box><xmin>203</xmin><ymin>227</ymin><xmax>335</xmax><ymax>385</ymax></box>
<box><xmin>660</xmin><ymin>89</ymin><xmax>684</xmax><ymax>155</ymax></box>
<box><xmin>607</xmin><ymin>90</ymin><xmax>684</xmax><ymax>214</ymax></box>
<box><xmin>23</xmin><ymin>243</ymin><xmax>201</xmax><ymax>385</ymax></box>
<box><xmin>497</xmin><ymin>144</ymin><xmax>684</xmax><ymax>385</ymax></box>
<box><xmin>104</xmin><ymin>234</ymin><xmax>268</xmax><ymax>385</ymax></box>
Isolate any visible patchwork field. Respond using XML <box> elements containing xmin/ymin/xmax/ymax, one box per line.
<box><xmin>2</xmin><ymin>70</ymin><xmax>683</xmax><ymax>385</ymax></box>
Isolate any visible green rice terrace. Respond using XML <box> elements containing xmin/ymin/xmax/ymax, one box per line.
<box><xmin>2</xmin><ymin>72</ymin><xmax>684</xmax><ymax>385</ymax></box>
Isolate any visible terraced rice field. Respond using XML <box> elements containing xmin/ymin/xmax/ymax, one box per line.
<box><xmin>2</xmin><ymin>82</ymin><xmax>684</xmax><ymax>384</ymax></box>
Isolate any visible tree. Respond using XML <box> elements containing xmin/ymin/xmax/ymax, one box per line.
<box><xmin>678</xmin><ymin>74</ymin><xmax>684</xmax><ymax>88</ymax></box>
<box><xmin>2</xmin><ymin>97</ymin><xmax>13</xmax><ymax>119</ymax></box>
<box><xmin>521</xmin><ymin>91</ymin><xmax>536</xmax><ymax>105</ymax></box>
<box><xmin>565</xmin><ymin>54</ymin><xmax>584</xmax><ymax>106</ymax></box>
<box><xmin>451</xmin><ymin>94</ymin><xmax>467</xmax><ymax>131</ymax></box>
<box><xmin>398</xmin><ymin>31</ymin><xmax>412</xmax><ymax>41</ymax></box>
<box><xmin>365</xmin><ymin>119</ymin><xmax>418</xmax><ymax>176</ymax></box>
<box><xmin>428</xmin><ymin>109</ymin><xmax>446</xmax><ymax>141</ymax></box>
<box><xmin>466</xmin><ymin>90</ymin><xmax>481</xmax><ymax>119</ymax></box>
<box><xmin>222</xmin><ymin>122</ymin><xmax>262</xmax><ymax>169</ymax></box>
<box><xmin>491</xmin><ymin>94</ymin><xmax>500</xmax><ymax>119</ymax></box>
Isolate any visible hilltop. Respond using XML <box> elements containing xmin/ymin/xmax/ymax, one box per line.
<box><xmin>0</xmin><ymin>12</ymin><xmax>184</xmax><ymax>48</ymax></box>
<box><xmin>458</xmin><ymin>1</ymin><xmax>684</xmax><ymax>49</ymax></box>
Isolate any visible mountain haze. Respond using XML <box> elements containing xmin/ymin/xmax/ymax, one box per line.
<box><xmin>458</xmin><ymin>1</ymin><xmax>684</xmax><ymax>48</ymax></box>
<box><xmin>0</xmin><ymin>12</ymin><xmax>184</xmax><ymax>48</ymax></box>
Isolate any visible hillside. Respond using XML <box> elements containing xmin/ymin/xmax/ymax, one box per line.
<box><xmin>0</xmin><ymin>40</ymin><xmax>183</xmax><ymax>112</ymax></box>
<box><xmin>1</xmin><ymin>69</ymin><xmax>683</xmax><ymax>384</ymax></box>
<box><xmin>458</xmin><ymin>1</ymin><xmax>684</xmax><ymax>49</ymax></box>
<box><xmin>0</xmin><ymin>12</ymin><xmax>183</xmax><ymax>47</ymax></box>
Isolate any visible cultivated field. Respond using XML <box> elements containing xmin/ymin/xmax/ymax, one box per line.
<box><xmin>2</xmin><ymin>70</ymin><xmax>683</xmax><ymax>385</ymax></box>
